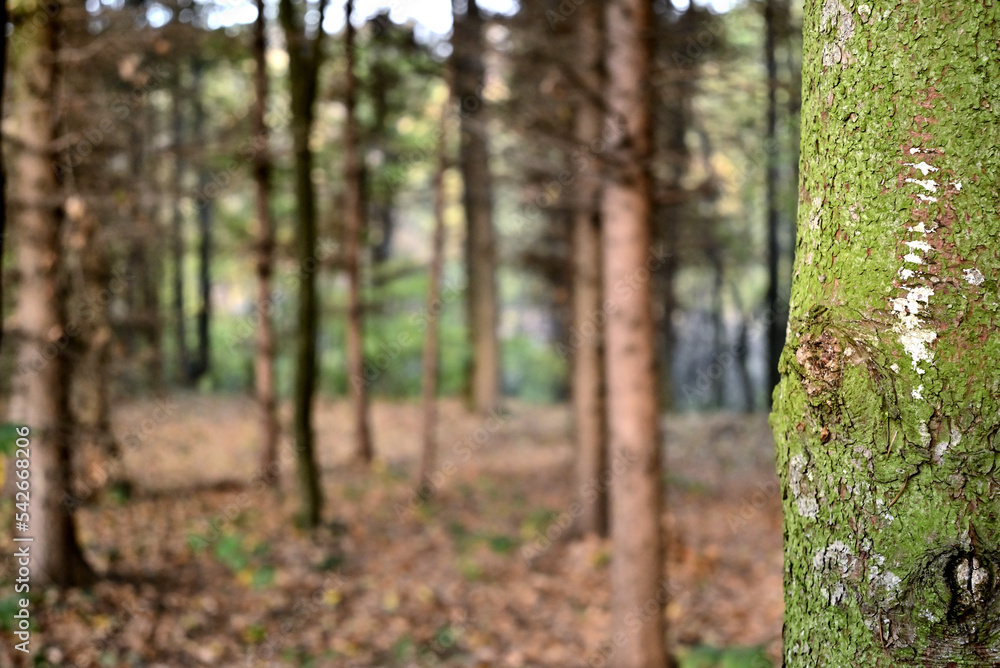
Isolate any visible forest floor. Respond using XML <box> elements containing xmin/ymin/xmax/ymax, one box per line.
<box><xmin>2</xmin><ymin>396</ymin><xmax>783</xmax><ymax>668</ymax></box>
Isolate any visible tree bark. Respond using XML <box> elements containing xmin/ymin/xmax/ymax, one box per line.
<box><xmin>418</xmin><ymin>83</ymin><xmax>451</xmax><ymax>486</ymax></box>
<box><xmin>281</xmin><ymin>0</ymin><xmax>326</xmax><ymax>528</ymax></box>
<box><xmin>772</xmin><ymin>2</ymin><xmax>1000</xmax><ymax>664</ymax></box>
<box><xmin>763</xmin><ymin>0</ymin><xmax>786</xmax><ymax>405</ymax></box>
<box><xmin>571</xmin><ymin>0</ymin><xmax>608</xmax><ymax>539</ymax></box>
<box><xmin>253</xmin><ymin>0</ymin><xmax>279</xmax><ymax>484</ymax></box>
<box><xmin>170</xmin><ymin>64</ymin><xmax>189</xmax><ymax>384</ymax></box>
<box><xmin>452</xmin><ymin>0</ymin><xmax>500</xmax><ymax>414</ymax></box>
<box><xmin>0</xmin><ymin>0</ymin><xmax>7</xmax><ymax>356</ymax></box>
<box><xmin>603</xmin><ymin>0</ymin><xmax>666</xmax><ymax>666</ymax></box>
<box><xmin>189</xmin><ymin>58</ymin><xmax>212</xmax><ymax>385</ymax></box>
<box><xmin>344</xmin><ymin>0</ymin><xmax>374</xmax><ymax>464</ymax></box>
<box><xmin>9</xmin><ymin>0</ymin><xmax>95</xmax><ymax>587</ymax></box>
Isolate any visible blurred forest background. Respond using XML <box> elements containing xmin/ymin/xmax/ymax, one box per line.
<box><xmin>0</xmin><ymin>0</ymin><xmax>803</xmax><ymax>665</ymax></box>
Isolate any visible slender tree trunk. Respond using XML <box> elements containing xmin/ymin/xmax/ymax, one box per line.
<box><xmin>452</xmin><ymin>0</ymin><xmax>500</xmax><ymax>414</ymax></box>
<box><xmin>253</xmin><ymin>0</ymin><xmax>279</xmax><ymax>484</ymax></box>
<box><xmin>772</xmin><ymin>2</ymin><xmax>1000</xmax><ymax>664</ymax></box>
<box><xmin>0</xmin><ymin>0</ymin><xmax>7</xmax><ymax>356</ymax></box>
<box><xmin>280</xmin><ymin>0</ymin><xmax>326</xmax><ymax>528</ymax></box>
<box><xmin>190</xmin><ymin>59</ymin><xmax>212</xmax><ymax>384</ymax></box>
<box><xmin>9</xmin><ymin>0</ymin><xmax>95</xmax><ymax>587</ymax></box>
<box><xmin>603</xmin><ymin>0</ymin><xmax>666</xmax><ymax>666</ymax></box>
<box><xmin>418</xmin><ymin>85</ymin><xmax>451</xmax><ymax>485</ymax></box>
<box><xmin>709</xmin><ymin>249</ymin><xmax>725</xmax><ymax>409</ymax></box>
<box><xmin>171</xmin><ymin>66</ymin><xmax>189</xmax><ymax>384</ymax></box>
<box><xmin>763</xmin><ymin>0</ymin><xmax>785</xmax><ymax>404</ymax></box>
<box><xmin>728</xmin><ymin>283</ymin><xmax>755</xmax><ymax>414</ymax></box>
<box><xmin>343</xmin><ymin>0</ymin><xmax>373</xmax><ymax>464</ymax></box>
<box><xmin>571</xmin><ymin>0</ymin><xmax>608</xmax><ymax>539</ymax></box>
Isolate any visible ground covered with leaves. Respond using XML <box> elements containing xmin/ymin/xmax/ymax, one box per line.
<box><xmin>1</xmin><ymin>396</ymin><xmax>783</xmax><ymax>667</ymax></box>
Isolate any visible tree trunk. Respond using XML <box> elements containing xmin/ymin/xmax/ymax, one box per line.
<box><xmin>418</xmin><ymin>86</ymin><xmax>451</xmax><ymax>486</ymax></box>
<box><xmin>344</xmin><ymin>0</ymin><xmax>374</xmax><ymax>464</ymax></box>
<box><xmin>571</xmin><ymin>0</ymin><xmax>608</xmax><ymax>539</ymax></box>
<box><xmin>709</xmin><ymin>248</ymin><xmax>725</xmax><ymax>409</ymax></box>
<box><xmin>65</xmin><ymin>195</ymin><xmax>119</xmax><ymax>495</ymax></box>
<box><xmin>0</xmin><ymin>0</ymin><xmax>7</xmax><ymax>356</ymax></box>
<box><xmin>170</xmin><ymin>65</ymin><xmax>189</xmax><ymax>385</ymax></box>
<box><xmin>452</xmin><ymin>0</ymin><xmax>500</xmax><ymax>414</ymax></box>
<box><xmin>253</xmin><ymin>0</ymin><xmax>279</xmax><ymax>484</ymax></box>
<box><xmin>190</xmin><ymin>58</ymin><xmax>212</xmax><ymax>385</ymax></box>
<box><xmin>603</xmin><ymin>0</ymin><xmax>666</xmax><ymax>666</ymax></box>
<box><xmin>763</xmin><ymin>0</ymin><xmax>786</xmax><ymax>405</ymax></box>
<box><xmin>280</xmin><ymin>0</ymin><xmax>326</xmax><ymax>528</ymax></box>
<box><xmin>9</xmin><ymin>0</ymin><xmax>95</xmax><ymax>587</ymax></box>
<box><xmin>772</xmin><ymin>2</ymin><xmax>1000</xmax><ymax>664</ymax></box>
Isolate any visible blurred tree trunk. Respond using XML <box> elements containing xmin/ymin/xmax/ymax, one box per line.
<box><xmin>344</xmin><ymin>0</ymin><xmax>373</xmax><ymax>464</ymax></box>
<box><xmin>603</xmin><ymin>0</ymin><xmax>666</xmax><ymax>665</ymax></box>
<box><xmin>132</xmin><ymin>102</ymin><xmax>163</xmax><ymax>391</ymax></box>
<box><xmin>452</xmin><ymin>0</ymin><xmax>500</xmax><ymax>414</ymax></box>
<box><xmin>773</xmin><ymin>2</ymin><xmax>1000</xmax><ymax>664</ymax></box>
<box><xmin>728</xmin><ymin>283</ymin><xmax>755</xmax><ymax>414</ymax></box>
<box><xmin>9</xmin><ymin>0</ymin><xmax>94</xmax><ymax>586</ymax></box>
<box><xmin>170</xmin><ymin>65</ymin><xmax>189</xmax><ymax>384</ymax></box>
<box><xmin>253</xmin><ymin>0</ymin><xmax>279</xmax><ymax>484</ymax></box>
<box><xmin>65</xmin><ymin>194</ymin><xmax>119</xmax><ymax>494</ymax></box>
<box><xmin>570</xmin><ymin>0</ymin><xmax>608</xmax><ymax>539</ymax></box>
<box><xmin>0</xmin><ymin>0</ymin><xmax>6</xmax><ymax>355</ymax></box>
<box><xmin>763</xmin><ymin>0</ymin><xmax>787</xmax><ymax>404</ymax></box>
<box><xmin>280</xmin><ymin>0</ymin><xmax>326</xmax><ymax>527</ymax></box>
<box><xmin>419</xmin><ymin>86</ymin><xmax>450</xmax><ymax>486</ymax></box>
<box><xmin>369</xmin><ymin>54</ymin><xmax>395</xmax><ymax>281</ymax></box>
<box><xmin>709</xmin><ymin>246</ymin><xmax>725</xmax><ymax>409</ymax></box>
<box><xmin>189</xmin><ymin>58</ymin><xmax>212</xmax><ymax>385</ymax></box>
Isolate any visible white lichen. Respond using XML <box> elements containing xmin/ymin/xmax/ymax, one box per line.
<box><xmin>911</xmin><ymin>385</ymin><xmax>923</xmax><ymax>400</ymax></box>
<box><xmin>904</xmin><ymin>240</ymin><xmax>934</xmax><ymax>253</ymax></box>
<box><xmin>905</xmin><ymin>161</ymin><xmax>938</xmax><ymax>175</ymax></box>
<box><xmin>890</xmin><ymin>363</ymin><xmax>900</xmax><ymax>373</ymax></box>
<box><xmin>918</xmin><ymin>422</ymin><xmax>932</xmax><ymax>448</ymax></box>
<box><xmin>905</xmin><ymin>177</ymin><xmax>939</xmax><ymax>192</ymax></box>
<box><xmin>903</xmin><ymin>253</ymin><xmax>923</xmax><ymax>264</ymax></box>
<box><xmin>934</xmin><ymin>437</ymin><xmax>950</xmax><ymax>462</ymax></box>
<box><xmin>814</xmin><ymin>541</ymin><xmax>854</xmax><ymax>574</ymax></box>
<box><xmin>954</xmin><ymin>181</ymin><xmax>962</xmax><ymax>191</ymax></box>
<box><xmin>916</xmin><ymin>194</ymin><xmax>938</xmax><ymax>203</ymax></box>
<box><xmin>789</xmin><ymin>454</ymin><xmax>818</xmax><ymax>519</ymax></box>
<box><xmin>898</xmin><ymin>268</ymin><xmax>915</xmax><ymax>280</ymax></box>
<box><xmin>890</xmin><ymin>286</ymin><xmax>936</xmax><ymax>372</ymax></box>
<box><xmin>964</xmin><ymin>268</ymin><xmax>985</xmax><ymax>286</ymax></box>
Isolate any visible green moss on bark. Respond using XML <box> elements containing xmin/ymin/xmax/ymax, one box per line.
<box><xmin>771</xmin><ymin>1</ymin><xmax>1000</xmax><ymax>665</ymax></box>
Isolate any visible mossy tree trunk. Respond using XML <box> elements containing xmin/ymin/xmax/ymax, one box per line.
<box><xmin>772</xmin><ymin>2</ymin><xmax>1000</xmax><ymax>665</ymax></box>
